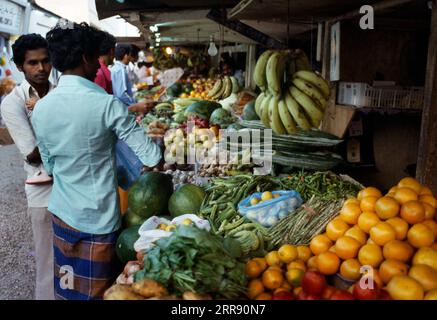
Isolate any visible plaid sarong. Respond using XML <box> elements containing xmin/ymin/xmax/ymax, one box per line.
<box><xmin>52</xmin><ymin>214</ymin><xmax>122</xmax><ymax>300</ymax></box>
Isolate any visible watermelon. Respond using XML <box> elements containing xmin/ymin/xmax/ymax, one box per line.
<box><xmin>128</xmin><ymin>172</ymin><xmax>174</xmax><ymax>218</ymax></box>
<box><xmin>167</xmin><ymin>83</ymin><xmax>182</xmax><ymax>97</ymax></box>
<box><xmin>242</xmin><ymin>101</ymin><xmax>259</xmax><ymax>120</ymax></box>
<box><xmin>209</xmin><ymin>108</ymin><xmax>235</xmax><ymax>128</ymax></box>
<box><xmin>122</xmin><ymin>209</ymin><xmax>146</xmax><ymax>228</ymax></box>
<box><xmin>116</xmin><ymin>225</ymin><xmax>141</xmax><ymax>264</ymax></box>
<box><xmin>184</xmin><ymin>100</ymin><xmax>221</xmax><ymax>120</ymax></box>
<box><xmin>168</xmin><ymin>184</ymin><xmax>206</xmax><ymax>217</ymax></box>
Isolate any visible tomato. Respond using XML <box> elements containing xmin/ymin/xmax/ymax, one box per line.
<box><xmin>379</xmin><ymin>289</ymin><xmax>392</xmax><ymax>300</ymax></box>
<box><xmin>301</xmin><ymin>271</ymin><xmax>327</xmax><ymax>296</ymax></box>
<box><xmin>330</xmin><ymin>290</ymin><xmax>355</xmax><ymax>300</ymax></box>
<box><xmin>297</xmin><ymin>290</ymin><xmax>308</xmax><ymax>300</ymax></box>
<box><xmin>353</xmin><ymin>281</ymin><xmax>380</xmax><ymax>300</ymax></box>
<box><xmin>272</xmin><ymin>291</ymin><xmax>295</xmax><ymax>300</ymax></box>
<box><xmin>306</xmin><ymin>295</ymin><xmax>321</xmax><ymax>300</ymax></box>
<box><xmin>321</xmin><ymin>285</ymin><xmax>336</xmax><ymax>300</ymax></box>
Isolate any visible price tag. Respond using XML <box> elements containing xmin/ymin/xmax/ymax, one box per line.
<box><xmin>158</xmin><ymin>68</ymin><xmax>184</xmax><ymax>89</ymax></box>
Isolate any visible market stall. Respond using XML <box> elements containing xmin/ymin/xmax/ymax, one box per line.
<box><xmin>93</xmin><ymin>0</ymin><xmax>437</xmax><ymax>301</ymax></box>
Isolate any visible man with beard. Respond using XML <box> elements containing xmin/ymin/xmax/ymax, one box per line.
<box><xmin>0</xmin><ymin>34</ymin><xmax>54</xmax><ymax>299</ymax></box>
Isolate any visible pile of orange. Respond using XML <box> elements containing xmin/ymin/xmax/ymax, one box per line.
<box><xmin>246</xmin><ymin>244</ymin><xmax>313</xmax><ymax>300</ymax></box>
<box><xmin>308</xmin><ymin>177</ymin><xmax>437</xmax><ymax>300</ymax></box>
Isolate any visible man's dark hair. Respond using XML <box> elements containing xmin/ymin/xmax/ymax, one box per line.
<box><xmin>114</xmin><ymin>44</ymin><xmax>131</xmax><ymax>61</ymax></box>
<box><xmin>11</xmin><ymin>34</ymin><xmax>49</xmax><ymax>66</ymax></box>
<box><xmin>46</xmin><ymin>22</ymin><xmax>105</xmax><ymax>72</ymax></box>
<box><xmin>99</xmin><ymin>32</ymin><xmax>116</xmax><ymax>56</ymax></box>
<box><xmin>130</xmin><ymin>44</ymin><xmax>140</xmax><ymax>57</ymax></box>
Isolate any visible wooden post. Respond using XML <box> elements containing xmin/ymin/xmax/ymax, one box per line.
<box><xmin>417</xmin><ymin>2</ymin><xmax>437</xmax><ymax>193</ymax></box>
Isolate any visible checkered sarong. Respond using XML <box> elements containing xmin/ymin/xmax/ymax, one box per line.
<box><xmin>52</xmin><ymin>214</ymin><xmax>122</xmax><ymax>300</ymax></box>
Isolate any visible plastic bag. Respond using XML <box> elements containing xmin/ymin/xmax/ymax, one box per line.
<box><xmin>238</xmin><ymin>190</ymin><xmax>302</xmax><ymax>228</ymax></box>
<box><xmin>115</xmin><ymin>139</ymin><xmax>143</xmax><ymax>191</ymax></box>
<box><xmin>133</xmin><ymin>214</ymin><xmax>210</xmax><ymax>253</ymax></box>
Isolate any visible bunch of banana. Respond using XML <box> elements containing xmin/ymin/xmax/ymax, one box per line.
<box><xmin>207</xmin><ymin>76</ymin><xmax>240</xmax><ymax>101</ymax></box>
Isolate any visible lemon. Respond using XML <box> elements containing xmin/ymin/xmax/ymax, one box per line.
<box><xmin>181</xmin><ymin>218</ymin><xmax>193</xmax><ymax>225</ymax></box>
<box><xmin>165</xmin><ymin>225</ymin><xmax>177</xmax><ymax>232</ymax></box>
<box><xmin>158</xmin><ymin>223</ymin><xmax>168</xmax><ymax>230</ymax></box>
<box><xmin>261</xmin><ymin>191</ymin><xmax>273</xmax><ymax>201</ymax></box>
<box><xmin>250</xmin><ymin>197</ymin><xmax>260</xmax><ymax>206</ymax></box>
<box><xmin>274</xmin><ymin>194</ymin><xmax>281</xmax><ymax>199</ymax></box>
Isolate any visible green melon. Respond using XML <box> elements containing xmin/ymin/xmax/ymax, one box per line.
<box><xmin>115</xmin><ymin>225</ymin><xmax>140</xmax><ymax>264</ymax></box>
<box><xmin>122</xmin><ymin>209</ymin><xmax>146</xmax><ymax>228</ymax></box>
<box><xmin>242</xmin><ymin>100</ymin><xmax>259</xmax><ymax>120</ymax></box>
<box><xmin>128</xmin><ymin>172</ymin><xmax>174</xmax><ymax>219</ymax></box>
<box><xmin>184</xmin><ymin>100</ymin><xmax>221</xmax><ymax>120</ymax></box>
<box><xmin>168</xmin><ymin>184</ymin><xmax>206</xmax><ymax>217</ymax></box>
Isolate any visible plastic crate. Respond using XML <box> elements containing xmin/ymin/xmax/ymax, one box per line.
<box><xmin>338</xmin><ymin>82</ymin><xmax>424</xmax><ymax>110</ymax></box>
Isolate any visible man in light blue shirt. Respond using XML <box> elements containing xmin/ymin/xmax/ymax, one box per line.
<box><xmin>31</xmin><ymin>23</ymin><xmax>162</xmax><ymax>300</ymax></box>
<box><xmin>111</xmin><ymin>44</ymin><xmax>138</xmax><ymax>107</ymax></box>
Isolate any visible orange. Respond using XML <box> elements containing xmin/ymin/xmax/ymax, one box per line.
<box><xmin>307</xmin><ymin>256</ymin><xmax>318</xmax><ymax>271</ymax></box>
<box><xmin>262</xmin><ymin>268</ymin><xmax>284</xmax><ymax>290</ymax></box>
<box><xmin>432</xmin><ymin>243</ymin><xmax>437</xmax><ymax>251</ymax></box>
<box><xmin>344</xmin><ymin>226</ymin><xmax>367</xmax><ymax>245</ymax></box>
<box><xmin>247</xmin><ymin>279</ymin><xmax>264</xmax><ymax>299</ymax></box>
<box><xmin>280</xmin><ymin>281</ymin><xmax>292</xmax><ymax>291</ymax></box>
<box><xmin>255</xmin><ymin>292</ymin><xmax>272</xmax><ymax>300</ymax></box>
<box><xmin>386</xmin><ymin>217</ymin><xmax>409</xmax><ymax>240</ymax></box>
<box><xmin>287</xmin><ymin>260</ymin><xmax>306</xmax><ymax>272</ymax></box>
<box><xmin>382</xmin><ymin>240</ymin><xmax>414</xmax><ymax>262</ymax></box>
<box><xmin>420</xmin><ymin>195</ymin><xmax>437</xmax><ymax>209</ymax></box>
<box><xmin>413</xmin><ymin>247</ymin><xmax>437</xmax><ymax>271</ymax></box>
<box><xmin>408</xmin><ymin>264</ymin><xmax>437</xmax><ymax>291</ymax></box>
<box><xmin>286</xmin><ymin>268</ymin><xmax>305</xmax><ymax>287</ymax></box>
<box><xmin>358</xmin><ymin>244</ymin><xmax>384</xmax><ymax>268</ymax></box>
<box><xmin>310</xmin><ymin>234</ymin><xmax>333</xmax><ymax>255</ymax></box>
<box><xmin>387</xmin><ymin>186</ymin><xmax>398</xmax><ymax>197</ymax></box>
<box><xmin>394</xmin><ymin>187</ymin><xmax>419</xmax><ymax>205</ymax></box>
<box><xmin>326</xmin><ymin>219</ymin><xmax>350</xmax><ymax>241</ymax></box>
<box><xmin>398</xmin><ymin>177</ymin><xmax>422</xmax><ymax>194</ymax></box>
<box><xmin>339</xmin><ymin>203</ymin><xmax>362</xmax><ymax>225</ymax></box>
<box><xmin>375</xmin><ymin>196</ymin><xmax>400</xmax><ymax>220</ymax></box>
<box><xmin>344</xmin><ymin>198</ymin><xmax>360</xmax><ymax>206</ymax></box>
<box><xmin>265</xmin><ymin>251</ymin><xmax>283</xmax><ymax>267</ymax></box>
<box><xmin>360</xmin><ymin>196</ymin><xmax>379</xmax><ymax>212</ymax></box>
<box><xmin>267</xmin><ymin>265</ymin><xmax>283</xmax><ymax>272</ymax></box>
<box><xmin>278</xmin><ymin>244</ymin><xmax>298</xmax><ymax>263</ymax></box>
<box><xmin>400</xmin><ymin>200</ymin><xmax>426</xmax><ymax>224</ymax></box>
<box><xmin>253</xmin><ymin>257</ymin><xmax>268</xmax><ymax>272</ymax></box>
<box><xmin>358</xmin><ymin>212</ymin><xmax>381</xmax><ymax>234</ymax></box>
<box><xmin>328</xmin><ymin>245</ymin><xmax>336</xmax><ymax>253</ymax></box>
<box><xmin>360</xmin><ymin>187</ymin><xmax>382</xmax><ymax>199</ymax></box>
<box><xmin>367</xmin><ymin>238</ymin><xmax>377</xmax><ymax>245</ymax></box>
<box><xmin>422</xmin><ymin>220</ymin><xmax>437</xmax><ymax>238</ymax></box>
<box><xmin>424</xmin><ymin>289</ymin><xmax>437</xmax><ymax>300</ymax></box>
<box><xmin>380</xmin><ymin>259</ymin><xmax>409</xmax><ymax>284</ymax></box>
<box><xmin>369</xmin><ymin>222</ymin><xmax>396</xmax><ymax>246</ymax></box>
<box><xmin>335</xmin><ymin>236</ymin><xmax>362</xmax><ymax>260</ymax></box>
<box><xmin>317</xmin><ymin>251</ymin><xmax>340</xmax><ymax>275</ymax></box>
<box><xmin>420</xmin><ymin>186</ymin><xmax>433</xmax><ymax>196</ymax></box>
<box><xmin>423</xmin><ymin>203</ymin><xmax>436</xmax><ymax>220</ymax></box>
<box><xmin>245</xmin><ymin>260</ymin><xmax>264</xmax><ymax>278</ymax></box>
<box><xmin>293</xmin><ymin>286</ymin><xmax>303</xmax><ymax>297</ymax></box>
<box><xmin>296</xmin><ymin>246</ymin><xmax>312</xmax><ymax>262</ymax></box>
<box><xmin>386</xmin><ymin>275</ymin><xmax>424</xmax><ymax>300</ymax></box>
<box><xmin>407</xmin><ymin>223</ymin><xmax>435</xmax><ymax>248</ymax></box>
<box><xmin>340</xmin><ymin>259</ymin><xmax>362</xmax><ymax>280</ymax></box>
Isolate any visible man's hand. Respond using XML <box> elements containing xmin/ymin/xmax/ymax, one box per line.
<box><xmin>141</xmin><ymin>158</ymin><xmax>165</xmax><ymax>174</ymax></box>
<box><xmin>25</xmin><ymin>98</ymin><xmax>37</xmax><ymax>111</ymax></box>
<box><xmin>128</xmin><ymin>101</ymin><xmax>155</xmax><ymax>114</ymax></box>
<box><xmin>26</xmin><ymin>147</ymin><xmax>42</xmax><ymax>166</ymax></box>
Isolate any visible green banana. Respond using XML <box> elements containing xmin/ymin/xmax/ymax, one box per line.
<box><xmin>266</xmin><ymin>51</ymin><xmax>284</xmax><ymax>97</ymax></box>
<box><xmin>269</xmin><ymin>95</ymin><xmax>287</xmax><ymax>135</ymax></box>
<box><xmin>230</xmin><ymin>76</ymin><xmax>240</xmax><ymax>94</ymax></box>
<box><xmin>222</xmin><ymin>76</ymin><xmax>232</xmax><ymax>99</ymax></box>
<box><xmin>254</xmin><ymin>50</ymin><xmax>275</xmax><ymax>91</ymax></box>
<box><xmin>254</xmin><ymin>92</ymin><xmax>266</xmax><ymax>118</ymax></box>
<box><xmin>292</xmin><ymin>77</ymin><xmax>327</xmax><ymax>110</ymax></box>
<box><xmin>259</xmin><ymin>94</ymin><xmax>273</xmax><ymax>128</ymax></box>
<box><xmin>284</xmin><ymin>91</ymin><xmax>312</xmax><ymax>130</ymax></box>
<box><xmin>207</xmin><ymin>78</ymin><xmax>223</xmax><ymax>98</ymax></box>
<box><xmin>289</xmin><ymin>85</ymin><xmax>324</xmax><ymax>127</ymax></box>
<box><xmin>173</xmin><ymin>98</ymin><xmax>201</xmax><ymax>107</ymax></box>
<box><xmin>294</xmin><ymin>70</ymin><xmax>330</xmax><ymax>98</ymax></box>
<box><xmin>278</xmin><ymin>99</ymin><xmax>298</xmax><ymax>134</ymax></box>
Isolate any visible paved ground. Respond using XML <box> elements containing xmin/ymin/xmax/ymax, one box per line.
<box><xmin>0</xmin><ymin>144</ymin><xmax>35</xmax><ymax>300</ymax></box>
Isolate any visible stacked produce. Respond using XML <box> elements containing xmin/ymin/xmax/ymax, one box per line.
<box><xmin>303</xmin><ymin>177</ymin><xmax>437</xmax><ymax>300</ymax></box>
<box><xmin>253</xmin><ymin>49</ymin><xmax>330</xmax><ymax>134</ymax></box>
<box><xmin>177</xmin><ymin>78</ymin><xmax>215</xmax><ymax>100</ymax></box>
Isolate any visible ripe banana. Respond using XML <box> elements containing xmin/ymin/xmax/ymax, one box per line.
<box><xmin>254</xmin><ymin>92</ymin><xmax>266</xmax><ymax>118</ymax></box>
<box><xmin>278</xmin><ymin>99</ymin><xmax>298</xmax><ymax>134</ymax></box>
<box><xmin>295</xmin><ymin>51</ymin><xmax>311</xmax><ymax>71</ymax></box>
<box><xmin>269</xmin><ymin>95</ymin><xmax>287</xmax><ymax>135</ymax></box>
<box><xmin>294</xmin><ymin>70</ymin><xmax>330</xmax><ymax>98</ymax></box>
<box><xmin>208</xmin><ymin>78</ymin><xmax>223</xmax><ymax>98</ymax></box>
<box><xmin>289</xmin><ymin>86</ymin><xmax>324</xmax><ymax>127</ymax></box>
<box><xmin>284</xmin><ymin>91</ymin><xmax>312</xmax><ymax>130</ymax></box>
<box><xmin>230</xmin><ymin>76</ymin><xmax>239</xmax><ymax>93</ymax></box>
<box><xmin>212</xmin><ymin>78</ymin><xmax>227</xmax><ymax>100</ymax></box>
<box><xmin>222</xmin><ymin>76</ymin><xmax>232</xmax><ymax>99</ymax></box>
<box><xmin>254</xmin><ymin>50</ymin><xmax>275</xmax><ymax>91</ymax></box>
<box><xmin>266</xmin><ymin>51</ymin><xmax>285</xmax><ymax>97</ymax></box>
<box><xmin>260</xmin><ymin>94</ymin><xmax>273</xmax><ymax>128</ymax></box>
<box><xmin>292</xmin><ymin>77</ymin><xmax>327</xmax><ymax>110</ymax></box>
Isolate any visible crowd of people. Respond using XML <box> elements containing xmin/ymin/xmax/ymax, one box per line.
<box><xmin>0</xmin><ymin>23</ymin><xmax>163</xmax><ymax>300</ymax></box>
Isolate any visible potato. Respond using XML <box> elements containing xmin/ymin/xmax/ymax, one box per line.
<box><xmin>183</xmin><ymin>291</ymin><xmax>213</xmax><ymax>300</ymax></box>
<box><xmin>132</xmin><ymin>279</ymin><xmax>168</xmax><ymax>298</ymax></box>
<box><xmin>104</xmin><ymin>284</ymin><xmax>145</xmax><ymax>300</ymax></box>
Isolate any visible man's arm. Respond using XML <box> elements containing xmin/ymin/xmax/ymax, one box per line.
<box><xmin>111</xmin><ymin>68</ymin><xmax>136</xmax><ymax>106</ymax></box>
<box><xmin>105</xmin><ymin>98</ymin><xmax>162</xmax><ymax>168</ymax></box>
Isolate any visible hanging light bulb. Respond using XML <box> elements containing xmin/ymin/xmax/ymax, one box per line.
<box><xmin>208</xmin><ymin>35</ymin><xmax>218</xmax><ymax>56</ymax></box>
<box><xmin>165</xmin><ymin>47</ymin><xmax>173</xmax><ymax>55</ymax></box>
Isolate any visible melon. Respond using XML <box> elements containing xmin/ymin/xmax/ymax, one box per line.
<box><xmin>168</xmin><ymin>184</ymin><xmax>206</xmax><ymax>217</ymax></box>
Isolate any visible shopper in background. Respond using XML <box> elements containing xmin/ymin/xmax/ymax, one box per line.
<box><xmin>94</xmin><ymin>31</ymin><xmax>116</xmax><ymax>94</ymax></box>
<box><xmin>0</xmin><ymin>34</ymin><xmax>54</xmax><ymax>300</ymax></box>
<box><xmin>31</xmin><ymin>23</ymin><xmax>162</xmax><ymax>300</ymax></box>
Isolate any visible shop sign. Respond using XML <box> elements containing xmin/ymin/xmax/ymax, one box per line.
<box><xmin>0</xmin><ymin>0</ymin><xmax>24</xmax><ymax>35</ymax></box>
